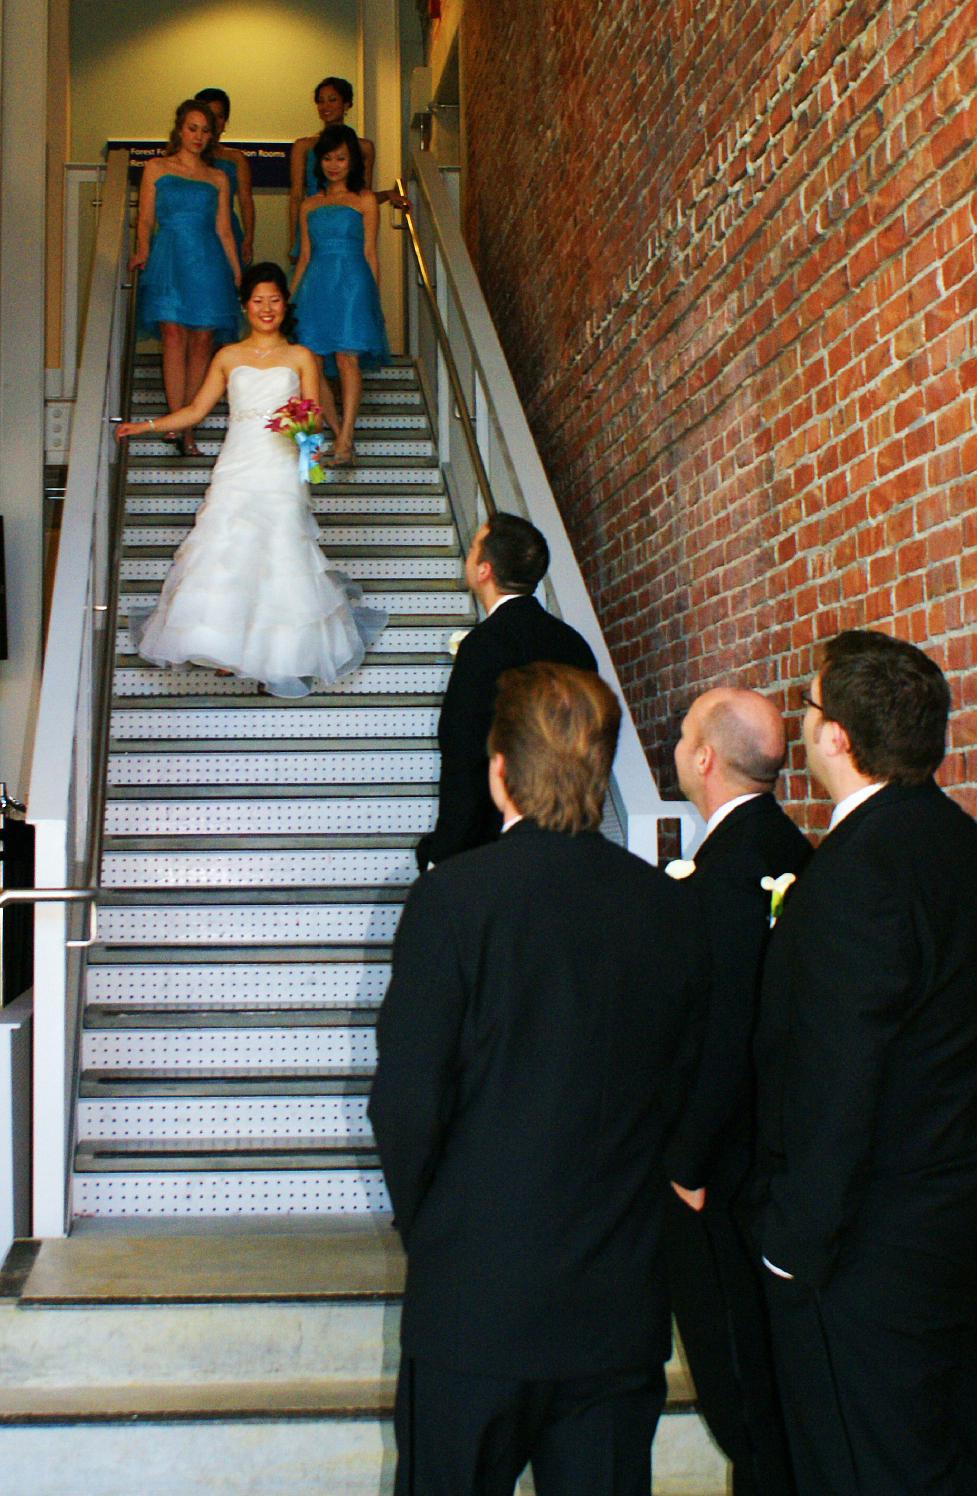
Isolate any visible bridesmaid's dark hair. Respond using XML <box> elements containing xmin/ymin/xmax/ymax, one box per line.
<box><xmin>239</xmin><ymin>262</ymin><xmax>296</xmax><ymax>337</ymax></box>
<box><xmin>315</xmin><ymin>76</ymin><xmax>353</xmax><ymax>106</ymax></box>
<box><xmin>195</xmin><ymin>87</ymin><xmax>231</xmax><ymax>119</ymax></box>
<box><xmin>166</xmin><ymin>100</ymin><xmax>217</xmax><ymax>163</ymax></box>
<box><xmin>314</xmin><ymin>124</ymin><xmax>365</xmax><ymax>193</ymax></box>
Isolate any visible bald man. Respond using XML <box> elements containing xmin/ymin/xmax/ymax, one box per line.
<box><xmin>663</xmin><ymin>689</ymin><xmax>811</xmax><ymax>1496</ymax></box>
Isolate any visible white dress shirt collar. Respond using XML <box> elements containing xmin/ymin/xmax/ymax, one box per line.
<box><xmin>486</xmin><ymin>592</ymin><xmax>521</xmax><ymax>618</ymax></box>
<box><xmin>704</xmin><ymin>792</ymin><xmax>762</xmax><ymax>841</ymax></box>
<box><xmin>501</xmin><ymin>813</ymin><xmax>524</xmax><ymax>833</ymax></box>
<box><xmin>828</xmin><ymin>781</ymin><xmax>885</xmax><ymax>831</ymax></box>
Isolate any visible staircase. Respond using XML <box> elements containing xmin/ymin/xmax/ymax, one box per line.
<box><xmin>76</xmin><ymin>354</ymin><xmax>462</xmax><ymax>1219</ymax></box>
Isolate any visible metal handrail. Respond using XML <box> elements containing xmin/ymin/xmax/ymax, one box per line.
<box><xmin>0</xmin><ymin>887</ymin><xmax>98</xmax><ymax>950</ymax></box>
<box><xmin>394</xmin><ymin>176</ymin><xmax>496</xmax><ymax>516</ymax></box>
<box><xmin>83</xmin><ymin>265</ymin><xmax>138</xmax><ymax>899</ymax></box>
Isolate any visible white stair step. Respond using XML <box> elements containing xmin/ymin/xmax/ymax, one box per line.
<box><xmin>123</xmin><ymin>523</ymin><xmax>454</xmax><ymax>548</ymax></box>
<box><xmin>133</xmin><ymin>360</ymin><xmax>414</xmax><ymax>383</ymax></box>
<box><xmin>127</xmin><ymin>489</ymin><xmax>448</xmax><ymax>516</ymax></box>
<box><xmin>107</xmin><ymin>749</ymin><xmax>439</xmax><ymax>788</ymax></box>
<box><xmin>73</xmin><ymin>1169</ymin><xmax>390</xmax><ymax>1217</ymax></box>
<box><xmin>125</xmin><ymin>464</ymin><xmax>441</xmax><ymax>488</ymax></box>
<box><xmin>104</xmin><ymin>798</ymin><xmax>435</xmax><ymax>838</ymax></box>
<box><xmin>77</xmin><ymin>1097</ymin><xmax>373</xmax><ymax>1142</ymax></box>
<box><xmin>127</xmin><ymin>409</ymin><xmax>430</xmax><ymax>434</ymax></box>
<box><xmin>0</xmin><ymin>1412</ymin><xmax>728</xmax><ymax>1496</ymax></box>
<box><xmin>0</xmin><ymin>1296</ymin><xmax>396</xmax><ymax>1383</ymax></box>
<box><xmin>128</xmin><ymin>388</ymin><xmax>423</xmax><ymax>411</ymax></box>
<box><xmin>100</xmin><ymin>850</ymin><xmax>416</xmax><ymax>890</ymax></box>
<box><xmin>117</xmin><ymin>626</ymin><xmax>458</xmax><ymax>658</ymax></box>
<box><xmin>110</xmin><ymin>705</ymin><xmax>440</xmax><ymax>742</ymax></box>
<box><xmin>126</xmin><ymin>436</ymin><xmax>435</xmax><ymax>459</ymax></box>
<box><xmin>82</xmin><ymin>1027</ymin><xmax>378</xmax><ymax>1071</ymax></box>
<box><xmin>112</xmin><ymin>665</ymin><xmax>452</xmax><ymax>698</ymax></box>
<box><xmin>118</xmin><ymin>590</ymin><xmax>473</xmax><ymax>618</ymax></box>
<box><xmin>119</xmin><ymin>556</ymin><xmax>461</xmax><ymax>582</ymax></box>
<box><xmin>86</xmin><ymin>962</ymin><xmax>391</xmax><ymax>1008</ymax></box>
<box><xmin>96</xmin><ymin>903</ymin><xmax>403</xmax><ymax>947</ymax></box>
<box><xmin>359</xmin><ymin>389</ymin><xmax>421</xmax><ymax>406</ymax></box>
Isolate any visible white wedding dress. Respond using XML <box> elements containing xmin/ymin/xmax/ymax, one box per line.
<box><xmin>135</xmin><ymin>365</ymin><xmax>386</xmax><ymax>697</ymax></box>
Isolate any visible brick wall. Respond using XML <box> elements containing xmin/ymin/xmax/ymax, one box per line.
<box><xmin>461</xmin><ymin>0</ymin><xmax>977</xmax><ymax>829</ymax></box>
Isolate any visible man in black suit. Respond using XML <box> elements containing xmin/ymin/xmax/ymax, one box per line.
<box><xmin>370</xmin><ymin>662</ymin><xmax>708</xmax><ymax>1496</ymax></box>
<box><xmin>415</xmin><ymin>512</ymin><xmax>597</xmax><ymax>871</ymax></box>
<box><xmin>753</xmin><ymin>630</ymin><xmax>977</xmax><ymax>1496</ymax></box>
<box><xmin>664</xmin><ymin>688</ymin><xmax>810</xmax><ymax>1496</ymax></box>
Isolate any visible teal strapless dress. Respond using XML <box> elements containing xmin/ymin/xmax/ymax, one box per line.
<box><xmin>213</xmin><ymin>155</ymin><xmax>245</xmax><ymax>254</ymax></box>
<box><xmin>138</xmin><ymin>175</ymin><xmax>239</xmax><ymax>339</ymax></box>
<box><xmin>293</xmin><ymin>205</ymin><xmax>390</xmax><ymax>377</ymax></box>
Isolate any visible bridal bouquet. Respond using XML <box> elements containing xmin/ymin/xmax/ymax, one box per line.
<box><xmin>267</xmin><ymin>397</ymin><xmax>325</xmax><ymax>482</ymax></box>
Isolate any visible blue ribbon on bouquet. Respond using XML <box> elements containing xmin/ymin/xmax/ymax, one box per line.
<box><xmin>295</xmin><ymin>431</ymin><xmax>323</xmax><ymax>481</ymax></box>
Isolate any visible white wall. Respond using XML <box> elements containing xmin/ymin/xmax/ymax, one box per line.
<box><xmin>71</xmin><ymin>0</ymin><xmax>360</xmax><ymax>157</ymax></box>
<box><xmin>0</xmin><ymin>0</ymin><xmax>48</xmax><ymax>797</ymax></box>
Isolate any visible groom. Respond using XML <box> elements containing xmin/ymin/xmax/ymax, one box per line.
<box><xmin>415</xmin><ymin>512</ymin><xmax>596</xmax><ymax>871</ymax></box>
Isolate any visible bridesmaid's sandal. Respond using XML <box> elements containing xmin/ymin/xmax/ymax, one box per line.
<box><xmin>329</xmin><ymin>444</ymin><xmax>356</xmax><ymax>468</ymax></box>
<box><xmin>181</xmin><ymin>434</ymin><xmax>201</xmax><ymax>457</ymax></box>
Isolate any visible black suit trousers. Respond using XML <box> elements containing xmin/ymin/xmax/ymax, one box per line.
<box><xmin>393</xmin><ymin>1357</ymin><xmax>667</xmax><ymax>1496</ymax></box>
<box><xmin>664</xmin><ymin>1189</ymin><xmax>795</xmax><ymax>1496</ymax></box>
<box><xmin>764</xmin><ymin>1184</ymin><xmax>977</xmax><ymax>1496</ymax></box>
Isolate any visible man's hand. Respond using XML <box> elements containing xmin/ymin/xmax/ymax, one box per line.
<box><xmin>671</xmin><ymin>1181</ymin><xmax>706</xmax><ymax>1212</ymax></box>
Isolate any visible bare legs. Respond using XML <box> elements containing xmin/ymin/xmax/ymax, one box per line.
<box><xmin>315</xmin><ymin>357</ymin><xmax>342</xmax><ymax>443</ymax></box>
<box><xmin>159</xmin><ymin>321</ymin><xmax>214</xmax><ymax>455</ymax></box>
<box><xmin>332</xmin><ymin>352</ymin><xmax>361</xmax><ymax>465</ymax></box>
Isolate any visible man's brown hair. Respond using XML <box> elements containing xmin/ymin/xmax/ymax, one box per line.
<box><xmin>819</xmin><ymin>630</ymin><xmax>950</xmax><ymax>784</ymax></box>
<box><xmin>488</xmin><ymin>662</ymin><xmax>620</xmax><ymax>833</ymax></box>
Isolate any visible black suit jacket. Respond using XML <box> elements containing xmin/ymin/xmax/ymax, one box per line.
<box><xmin>369</xmin><ymin>820</ymin><xmax>709</xmax><ymax>1378</ymax></box>
<box><xmin>754</xmin><ymin>779</ymin><xmax>977</xmax><ymax>1289</ymax></box>
<box><xmin>416</xmin><ymin>595</ymin><xmax>597</xmax><ymax>868</ymax></box>
<box><xmin>665</xmin><ymin>795</ymin><xmax>812</xmax><ymax>1198</ymax></box>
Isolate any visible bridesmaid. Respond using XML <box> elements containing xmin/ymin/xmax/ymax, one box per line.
<box><xmin>292</xmin><ymin>125</ymin><xmax>390</xmax><ymax>467</ymax></box>
<box><xmin>195</xmin><ymin>88</ymin><xmax>255</xmax><ymax>269</ymax></box>
<box><xmin>288</xmin><ymin>77</ymin><xmax>406</xmax><ymax>263</ymax></box>
<box><xmin>132</xmin><ymin>100</ymin><xmax>241</xmax><ymax>455</ymax></box>
<box><xmin>288</xmin><ymin>77</ymin><xmax>374</xmax><ymax>261</ymax></box>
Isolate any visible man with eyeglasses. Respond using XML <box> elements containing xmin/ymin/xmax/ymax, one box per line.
<box><xmin>753</xmin><ymin>630</ymin><xmax>977</xmax><ymax>1496</ymax></box>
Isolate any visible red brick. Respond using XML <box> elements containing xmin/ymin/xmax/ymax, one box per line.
<box><xmin>463</xmin><ymin>0</ymin><xmax>977</xmax><ymax>819</ymax></box>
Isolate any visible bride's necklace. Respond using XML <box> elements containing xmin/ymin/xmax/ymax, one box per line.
<box><xmin>247</xmin><ymin>340</ymin><xmax>289</xmax><ymax>361</ymax></box>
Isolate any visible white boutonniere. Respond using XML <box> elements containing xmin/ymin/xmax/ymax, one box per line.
<box><xmin>664</xmin><ymin>859</ymin><xmax>696</xmax><ymax>879</ymax></box>
<box><xmin>448</xmin><ymin>629</ymin><xmax>471</xmax><ymax>657</ymax></box>
<box><xmin>761</xmin><ymin>873</ymin><xmax>797</xmax><ymax>927</ymax></box>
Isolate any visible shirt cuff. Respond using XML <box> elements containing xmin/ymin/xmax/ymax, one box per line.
<box><xmin>762</xmin><ymin>1256</ymin><xmax>794</xmax><ymax>1280</ymax></box>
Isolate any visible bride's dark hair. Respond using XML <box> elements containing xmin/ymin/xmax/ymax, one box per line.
<box><xmin>239</xmin><ymin>262</ymin><xmax>296</xmax><ymax>338</ymax></box>
<box><xmin>313</xmin><ymin>124</ymin><xmax>365</xmax><ymax>193</ymax></box>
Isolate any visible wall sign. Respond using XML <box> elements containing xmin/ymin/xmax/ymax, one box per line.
<box><xmin>107</xmin><ymin>141</ymin><xmax>293</xmax><ymax>189</ymax></box>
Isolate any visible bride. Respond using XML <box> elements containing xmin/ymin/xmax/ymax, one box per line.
<box><xmin>115</xmin><ymin>261</ymin><xmax>386</xmax><ymax>696</ymax></box>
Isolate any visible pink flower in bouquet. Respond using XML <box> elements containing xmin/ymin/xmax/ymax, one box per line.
<box><xmin>267</xmin><ymin>397</ymin><xmax>325</xmax><ymax>482</ymax></box>
<box><xmin>266</xmin><ymin>397</ymin><xmax>323</xmax><ymax>437</ymax></box>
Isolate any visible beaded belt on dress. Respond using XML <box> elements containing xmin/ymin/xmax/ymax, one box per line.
<box><xmin>229</xmin><ymin>407</ymin><xmax>279</xmax><ymax>424</ymax></box>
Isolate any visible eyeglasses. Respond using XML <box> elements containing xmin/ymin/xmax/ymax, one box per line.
<box><xmin>800</xmin><ymin>692</ymin><xmax>823</xmax><ymax>713</ymax></box>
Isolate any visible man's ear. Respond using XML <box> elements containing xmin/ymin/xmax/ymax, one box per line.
<box><xmin>822</xmin><ymin>718</ymin><xmax>852</xmax><ymax>760</ymax></box>
<box><xmin>488</xmin><ymin>752</ymin><xmax>510</xmax><ymax>815</ymax></box>
<box><xmin>695</xmin><ymin>741</ymin><xmax>715</xmax><ymax>777</ymax></box>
